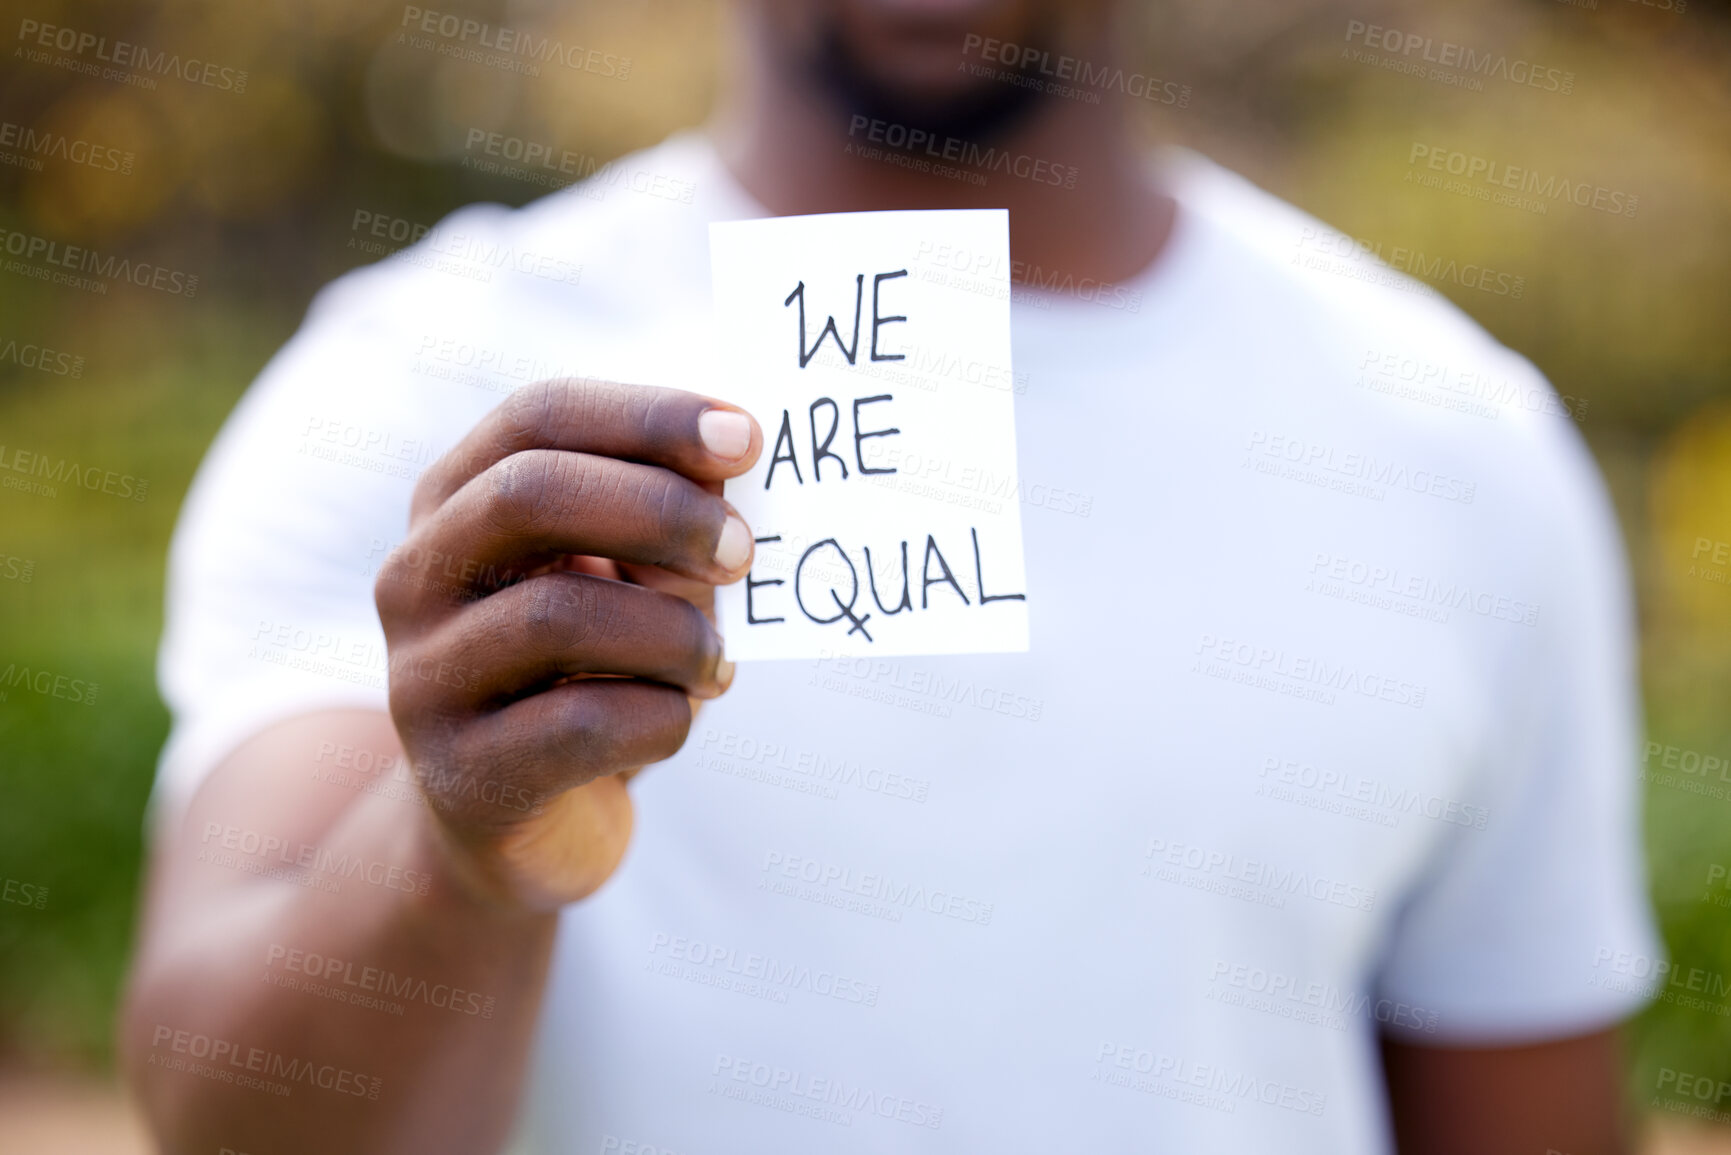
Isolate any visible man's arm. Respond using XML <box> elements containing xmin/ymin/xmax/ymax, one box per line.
<box><xmin>121</xmin><ymin>709</ymin><xmax>563</xmax><ymax>1153</ymax></box>
<box><xmin>1381</xmin><ymin>1028</ymin><xmax>1630</xmax><ymax>1155</ymax></box>
<box><xmin>121</xmin><ymin>381</ymin><xmax>764</xmax><ymax>1153</ymax></box>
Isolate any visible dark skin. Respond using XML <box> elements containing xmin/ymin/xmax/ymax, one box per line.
<box><xmin>119</xmin><ymin>1</ymin><xmax>1634</xmax><ymax>1151</ymax></box>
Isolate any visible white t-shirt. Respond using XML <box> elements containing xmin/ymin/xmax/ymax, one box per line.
<box><xmin>154</xmin><ymin>131</ymin><xmax>1658</xmax><ymax>1153</ymax></box>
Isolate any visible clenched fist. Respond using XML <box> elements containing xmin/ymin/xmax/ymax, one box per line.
<box><xmin>374</xmin><ymin>379</ymin><xmax>762</xmax><ymax>911</ymax></box>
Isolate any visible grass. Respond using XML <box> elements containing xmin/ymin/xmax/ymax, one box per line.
<box><xmin>0</xmin><ymin>296</ymin><xmax>290</xmax><ymax>1067</ymax></box>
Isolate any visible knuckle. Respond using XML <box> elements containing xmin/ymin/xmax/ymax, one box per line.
<box><xmin>521</xmin><ymin>575</ymin><xmax>602</xmax><ymax>655</ymax></box>
<box><xmin>634</xmin><ymin>387</ymin><xmax>676</xmax><ymax>454</ymax></box>
<box><xmin>675</xmin><ymin>596</ymin><xmax>721</xmax><ymax>678</ymax></box>
<box><xmin>409</xmin><ymin>464</ymin><xmax>445</xmax><ymax>515</ymax></box>
<box><xmin>373</xmin><ymin>540</ymin><xmax>425</xmax><ymax>623</ymax></box>
<box><xmin>552</xmin><ymin>685</ymin><xmax>686</xmax><ymax>772</ymax></box>
<box><xmin>373</xmin><ymin>562</ymin><xmax>404</xmax><ymax>623</ymax></box>
<box><xmin>486</xmin><ymin>451</ymin><xmax>564</xmax><ymax>534</ymax></box>
<box><xmin>384</xmin><ymin>649</ymin><xmax>429</xmax><ymax>726</ymax></box>
<box><xmin>577</xmin><ymin>378</ymin><xmax>672</xmax><ymax>450</ymax></box>
<box><xmin>572</xmin><ymin>377</ymin><xmax>622</xmax><ymax>436</ymax></box>
<box><xmin>661</xmin><ymin>694</ymin><xmax>695</xmax><ymax>753</ymax></box>
<box><xmin>647</xmin><ymin>472</ymin><xmax>709</xmax><ymax>564</ymax></box>
<box><xmin>552</xmin><ymin>688</ymin><xmax>612</xmax><ymax>768</ymax></box>
<box><xmin>500</xmin><ymin>380</ymin><xmax>558</xmax><ymax>449</ymax></box>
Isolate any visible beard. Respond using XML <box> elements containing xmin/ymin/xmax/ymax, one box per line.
<box><xmin>808</xmin><ymin>11</ymin><xmax>1062</xmax><ymax>145</ymax></box>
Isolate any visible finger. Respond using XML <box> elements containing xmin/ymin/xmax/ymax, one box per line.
<box><xmin>430</xmin><ymin>679</ymin><xmax>692</xmax><ymax>827</ymax></box>
<box><xmin>413</xmin><ymin>379</ymin><xmax>762</xmax><ymax>520</ymax></box>
<box><xmin>617</xmin><ymin>562</ymin><xmax>719</xmax><ymax>616</ymax></box>
<box><xmin>381</xmin><ymin>450</ymin><xmax>753</xmax><ymax>618</ymax></box>
<box><xmin>415</xmin><ymin>571</ymin><xmax>731</xmax><ymax>707</ymax></box>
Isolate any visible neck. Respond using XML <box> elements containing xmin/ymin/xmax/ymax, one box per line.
<box><xmin>711</xmin><ymin>19</ymin><xmax>1176</xmax><ymax>288</ymax></box>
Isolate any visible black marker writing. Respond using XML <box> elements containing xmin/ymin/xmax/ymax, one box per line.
<box><xmin>747</xmin><ymin>536</ymin><xmax>786</xmax><ymax>624</ymax></box>
<box><xmin>745</xmin><ymin>527</ymin><xmax>1024</xmax><ymax>643</ymax></box>
<box><xmin>785</xmin><ymin>276</ymin><xmax>863</xmax><ymax>368</ymax></box>
<box><xmin>784</xmin><ymin>270</ymin><xmax>909</xmax><ymax>368</ymax></box>
<box><xmin>763</xmin><ymin>393</ymin><xmax>900</xmax><ymax>489</ymax></box>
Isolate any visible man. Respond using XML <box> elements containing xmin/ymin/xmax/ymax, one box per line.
<box><xmin>121</xmin><ymin>1</ymin><xmax>1657</xmax><ymax>1151</ymax></box>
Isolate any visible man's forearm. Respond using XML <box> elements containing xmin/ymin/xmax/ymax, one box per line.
<box><xmin>122</xmin><ymin>714</ymin><xmax>558</xmax><ymax>1155</ymax></box>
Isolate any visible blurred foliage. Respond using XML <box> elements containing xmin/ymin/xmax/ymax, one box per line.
<box><xmin>1</xmin><ymin>0</ymin><xmax>1729</xmax><ymax>1124</ymax></box>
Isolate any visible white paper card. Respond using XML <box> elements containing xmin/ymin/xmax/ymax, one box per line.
<box><xmin>710</xmin><ymin>210</ymin><xmax>1029</xmax><ymax>661</ymax></box>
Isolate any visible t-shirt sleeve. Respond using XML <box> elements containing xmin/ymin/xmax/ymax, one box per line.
<box><xmin>148</xmin><ymin>249</ymin><xmax>497</xmax><ymax>840</ymax></box>
<box><xmin>1371</xmin><ymin>390</ymin><xmax>1662</xmax><ymax>1043</ymax></box>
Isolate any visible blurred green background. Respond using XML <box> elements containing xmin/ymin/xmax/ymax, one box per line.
<box><xmin>1</xmin><ymin>0</ymin><xmax>1729</xmax><ymax>1126</ymax></box>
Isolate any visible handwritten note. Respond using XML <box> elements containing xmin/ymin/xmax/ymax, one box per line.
<box><xmin>710</xmin><ymin>210</ymin><xmax>1029</xmax><ymax>661</ymax></box>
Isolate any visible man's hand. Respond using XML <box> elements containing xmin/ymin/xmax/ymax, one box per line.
<box><xmin>375</xmin><ymin>379</ymin><xmax>762</xmax><ymax>912</ymax></box>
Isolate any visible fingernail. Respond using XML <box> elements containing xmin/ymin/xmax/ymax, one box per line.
<box><xmin>715</xmin><ymin>655</ymin><xmax>735</xmax><ymax>692</ymax></box>
<box><xmin>714</xmin><ymin>514</ymin><xmax>752</xmax><ymax>571</ymax></box>
<box><xmin>699</xmin><ymin>409</ymin><xmax>752</xmax><ymax>461</ymax></box>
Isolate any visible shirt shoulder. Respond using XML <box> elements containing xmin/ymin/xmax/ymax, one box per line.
<box><xmin>1159</xmin><ymin>148</ymin><xmax>1604</xmax><ymax>557</ymax></box>
<box><xmin>1160</xmin><ymin>148</ymin><xmax>1516</xmax><ymax>363</ymax></box>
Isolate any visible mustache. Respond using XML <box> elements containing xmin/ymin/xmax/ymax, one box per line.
<box><xmin>808</xmin><ymin>16</ymin><xmax>1060</xmax><ymax>145</ymax></box>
